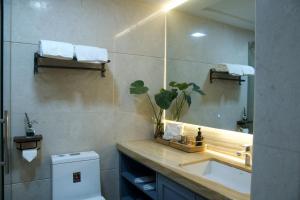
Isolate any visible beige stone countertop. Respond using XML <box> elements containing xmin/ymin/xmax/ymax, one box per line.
<box><xmin>117</xmin><ymin>140</ymin><xmax>251</xmax><ymax>200</ymax></box>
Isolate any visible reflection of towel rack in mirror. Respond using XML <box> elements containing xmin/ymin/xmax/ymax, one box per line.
<box><xmin>209</xmin><ymin>68</ymin><xmax>245</xmax><ymax>85</ymax></box>
<box><xmin>34</xmin><ymin>53</ymin><xmax>111</xmax><ymax>77</ymax></box>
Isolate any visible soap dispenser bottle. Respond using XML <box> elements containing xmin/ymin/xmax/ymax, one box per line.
<box><xmin>195</xmin><ymin>128</ymin><xmax>203</xmax><ymax>146</ymax></box>
<box><xmin>242</xmin><ymin>107</ymin><xmax>248</xmax><ymax>121</ymax></box>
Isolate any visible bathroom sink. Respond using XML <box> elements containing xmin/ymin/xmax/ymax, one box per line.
<box><xmin>180</xmin><ymin>159</ymin><xmax>251</xmax><ymax>194</ymax></box>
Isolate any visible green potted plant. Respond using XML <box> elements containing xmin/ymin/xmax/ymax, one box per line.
<box><xmin>168</xmin><ymin>81</ymin><xmax>205</xmax><ymax>121</ymax></box>
<box><xmin>129</xmin><ymin>80</ymin><xmax>177</xmax><ymax>138</ymax></box>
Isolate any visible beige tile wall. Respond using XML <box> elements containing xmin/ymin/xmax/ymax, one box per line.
<box><xmin>4</xmin><ymin>0</ymin><xmax>165</xmax><ymax>199</ymax></box>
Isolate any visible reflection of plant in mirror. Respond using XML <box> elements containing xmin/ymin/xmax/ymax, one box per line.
<box><xmin>129</xmin><ymin>80</ymin><xmax>177</xmax><ymax>138</ymax></box>
<box><xmin>169</xmin><ymin>81</ymin><xmax>205</xmax><ymax>121</ymax></box>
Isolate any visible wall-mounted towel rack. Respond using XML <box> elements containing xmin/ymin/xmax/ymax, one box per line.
<box><xmin>209</xmin><ymin>68</ymin><xmax>245</xmax><ymax>85</ymax></box>
<box><xmin>14</xmin><ymin>135</ymin><xmax>43</xmax><ymax>150</ymax></box>
<box><xmin>34</xmin><ymin>53</ymin><xmax>110</xmax><ymax>77</ymax></box>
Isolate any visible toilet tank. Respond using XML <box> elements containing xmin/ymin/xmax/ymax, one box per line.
<box><xmin>51</xmin><ymin>151</ymin><xmax>101</xmax><ymax>200</ymax></box>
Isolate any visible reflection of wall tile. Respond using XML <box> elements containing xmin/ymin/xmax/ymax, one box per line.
<box><xmin>167</xmin><ymin>59</ymin><xmax>248</xmax><ymax>130</ymax></box>
<box><xmin>166</xmin><ymin>10</ymin><xmax>253</xmax><ymax>131</ymax></box>
<box><xmin>167</xmin><ymin>11</ymin><xmax>254</xmax><ymax>64</ymax></box>
<box><xmin>165</xmin><ymin>120</ymin><xmax>253</xmax><ymax>157</ymax></box>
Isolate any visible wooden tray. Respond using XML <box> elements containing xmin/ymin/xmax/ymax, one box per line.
<box><xmin>155</xmin><ymin>138</ymin><xmax>205</xmax><ymax>153</ymax></box>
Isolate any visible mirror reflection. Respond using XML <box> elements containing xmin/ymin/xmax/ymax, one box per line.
<box><xmin>166</xmin><ymin>0</ymin><xmax>255</xmax><ymax>133</ymax></box>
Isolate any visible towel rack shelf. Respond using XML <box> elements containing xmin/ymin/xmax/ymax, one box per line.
<box><xmin>14</xmin><ymin>135</ymin><xmax>43</xmax><ymax>150</ymax></box>
<box><xmin>34</xmin><ymin>53</ymin><xmax>110</xmax><ymax>77</ymax></box>
<box><xmin>209</xmin><ymin>68</ymin><xmax>245</xmax><ymax>85</ymax></box>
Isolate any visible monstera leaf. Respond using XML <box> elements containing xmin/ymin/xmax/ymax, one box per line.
<box><xmin>169</xmin><ymin>81</ymin><xmax>189</xmax><ymax>90</ymax></box>
<box><xmin>130</xmin><ymin>80</ymin><xmax>149</xmax><ymax>94</ymax></box>
<box><xmin>191</xmin><ymin>82</ymin><xmax>205</xmax><ymax>95</ymax></box>
<box><xmin>154</xmin><ymin>89</ymin><xmax>178</xmax><ymax>110</ymax></box>
<box><xmin>169</xmin><ymin>81</ymin><xmax>205</xmax><ymax>121</ymax></box>
<box><xmin>184</xmin><ymin>93</ymin><xmax>192</xmax><ymax>107</ymax></box>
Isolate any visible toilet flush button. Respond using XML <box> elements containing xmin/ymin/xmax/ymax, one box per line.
<box><xmin>70</xmin><ymin>153</ymin><xmax>80</xmax><ymax>156</ymax></box>
<box><xmin>73</xmin><ymin>172</ymin><xmax>81</xmax><ymax>183</ymax></box>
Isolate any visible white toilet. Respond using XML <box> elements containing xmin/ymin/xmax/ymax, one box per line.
<box><xmin>51</xmin><ymin>151</ymin><xmax>105</xmax><ymax>200</ymax></box>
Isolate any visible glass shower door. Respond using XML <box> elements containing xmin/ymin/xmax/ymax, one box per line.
<box><xmin>0</xmin><ymin>1</ymin><xmax>10</xmax><ymax>199</ymax></box>
<box><xmin>0</xmin><ymin>0</ymin><xmax>3</xmax><ymax>198</ymax></box>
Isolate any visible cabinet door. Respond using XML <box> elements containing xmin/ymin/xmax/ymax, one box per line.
<box><xmin>196</xmin><ymin>195</ymin><xmax>208</xmax><ymax>200</ymax></box>
<box><xmin>157</xmin><ymin>174</ymin><xmax>196</xmax><ymax>200</ymax></box>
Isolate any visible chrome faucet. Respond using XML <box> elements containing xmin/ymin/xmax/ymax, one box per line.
<box><xmin>236</xmin><ymin>144</ymin><xmax>252</xmax><ymax>167</ymax></box>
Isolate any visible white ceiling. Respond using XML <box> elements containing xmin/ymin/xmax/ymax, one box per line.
<box><xmin>141</xmin><ymin>0</ymin><xmax>255</xmax><ymax>31</ymax></box>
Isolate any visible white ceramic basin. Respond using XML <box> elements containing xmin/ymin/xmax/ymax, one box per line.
<box><xmin>180</xmin><ymin>160</ymin><xmax>251</xmax><ymax>194</ymax></box>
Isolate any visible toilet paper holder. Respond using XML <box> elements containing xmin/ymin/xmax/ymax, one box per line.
<box><xmin>13</xmin><ymin>135</ymin><xmax>43</xmax><ymax>150</ymax></box>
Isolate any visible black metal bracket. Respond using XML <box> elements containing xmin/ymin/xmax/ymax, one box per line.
<box><xmin>209</xmin><ymin>68</ymin><xmax>245</xmax><ymax>85</ymax></box>
<box><xmin>14</xmin><ymin>135</ymin><xmax>43</xmax><ymax>150</ymax></box>
<box><xmin>34</xmin><ymin>53</ymin><xmax>110</xmax><ymax>77</ymax></box>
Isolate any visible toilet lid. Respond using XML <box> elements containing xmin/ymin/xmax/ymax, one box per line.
<box><xmin>84</xmin><ymin>195</ymin><xmax>105</xmax><ymax>200</ymax></box>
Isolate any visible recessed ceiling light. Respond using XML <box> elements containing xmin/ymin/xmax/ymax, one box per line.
<box><xmin>191</xmin><ymin>32</ymin><xmax>206</xmax><ymax>37</ymax></box>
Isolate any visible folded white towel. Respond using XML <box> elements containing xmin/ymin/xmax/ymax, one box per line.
<box><xmin>74</xmin><ymin>45</ymin><xmax>108</xmax><ymax>63</ymax></box>
<box><xmin>214</xmin><ymin>64</ymin><xmax>228</xmax><ymax>72</ymax></box>
<box><xmin>214</xmin><ymin>64</ymin><xmax>255</xmax><ymax>76</ymax></box>
<box><xmin>39</xmin><ymin>40</ymin><xmax>74</xmax><ymax>60</ymax></box>
<box><xmin>142</xmin><ymin>183</ymin><xmax>156</xmax><ymax>191</ymax></box>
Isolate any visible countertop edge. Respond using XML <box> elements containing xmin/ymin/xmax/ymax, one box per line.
<box><xmin>117</xmin><ymin>142</ymin><xmax>233</xmax><ymax>200</ymax></box>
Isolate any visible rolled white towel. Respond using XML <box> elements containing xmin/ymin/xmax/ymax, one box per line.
<box><xmin>227</xmin><ymin>64</ymin><xmax>244</xmax><ymax>76</ymax></box>
<box><xmin>214</xmin><ymin>64</ymin><xmax>230</xmax><ymax>72</ymax></box>
<box><xmin>214</xmin><ymin>63</ymin><xmax>255</xmax><ymax>76</ymax></box>
<box><xmin>242</xmin><ymin>65</ymin><xmax>255</xmax><ymax>75</ymax></box>
<box><xmin>39</xmin><ymin>40</ymin><xmax>74</xmax><ymax>60</ymax></box>
<box><xmin>217</xmin><ymin>64</ymin><xmax>243</xmax><ymax>76</ymax></box>
<box><xmin>74</xmin><ymin>45</ymin><xmax>108</xmax><ymax>63</ymax></box>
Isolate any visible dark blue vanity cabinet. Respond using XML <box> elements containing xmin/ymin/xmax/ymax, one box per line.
<box><xmin>157</xmin><ymin>174</ymin><xmax>196</xmax><ymax>200</ymax></box>
<box><xmin>119</xmin><ymin>152</ymin><xmax>208</xmax><ymax>200</ymax></box>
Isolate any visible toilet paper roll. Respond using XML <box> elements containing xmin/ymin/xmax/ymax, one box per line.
<box><xmin>22</xmin><ymin>148</ymin><xmax>37</xmax><ymax>162</ymax></box>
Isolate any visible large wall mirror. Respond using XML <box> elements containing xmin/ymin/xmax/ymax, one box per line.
<box><xmin>166</xmin><ymin>0</ymin><xmax>255</xmax><ymax>134</ymax></box>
